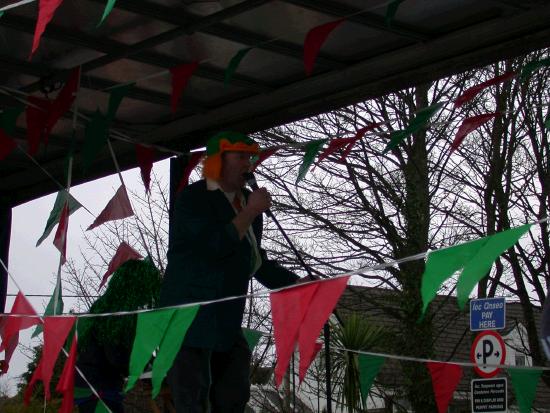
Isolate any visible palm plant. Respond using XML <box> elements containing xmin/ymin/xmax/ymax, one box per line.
<box><xmin>330</xmin><ymin>313</ymin><xmax>387</xmax><ymax>413</ymax></box>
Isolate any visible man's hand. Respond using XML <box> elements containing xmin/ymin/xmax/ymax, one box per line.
<box><xmin>245</xmin><ymin>188</ymin><xmax>271</xmax><ymax>216</ymax></box>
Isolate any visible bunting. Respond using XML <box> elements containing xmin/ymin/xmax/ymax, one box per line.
<box><xmin>225</xmin><ymin>48</ymin><xmax>253</xmax><ymax>85</ymax></box>
<box><xmin>81</xmin><ymin>109</ymin><xmax>109</xmax><ymax>172</ymax></box>
<box><xmin>426</xmin><ymin>362</ymin><xmax>463</xmax><ymax>413</ymax></box>
<box><xmin>509</xmin><ymin>368</ymin><xmax>542</xmax><ymax>413</ymax></box>
<box><xmin>0</xmin><ymin>106</ymin><xmax>23</xmax><ymax>135</ymax></box>
<box><xmin>36</xmin><ymin>190</ymin><xmax>82</xmax><ymax>246</ymax></box>
<box><xmin>303</xmin><ymin>19</ymin><xmax>344</xmax><ymax>76</ymax></box>
<box><xmin>87</xmin><ymin>185</ymin><xmax>134</xmax><ymax>231</ymax></box>
<box><xmin>421</xmin><ymin>224</ymin><xmax>532</xmax><ymax>315</ymax></box>
<box><xmin>251</xmin><ymin>147</ymin><xmax>279</xmax><ymax>172</ymax></box>
<box><xmin>520</xmin><ymin>57</ymin><xmax>550</xmax><ymax>82</ymax></box>
<box><xmin>24</xmin><ymin>316</ymin><xmax>76</xmax><ymax>403</ymax></box>
<box><xmin>32</xmin><ymin>275</ymin><xmax>63</xmax><ymax>338</ymax></box>
<box><xmin>177</xmin><ymin>151</ymin><xmax>204</xmax><ymax>192</ymax></box>
<box><xmin>106</xmin><ymin>83</ymin><xmax>133</xmax><ymax>122</ymax></box>
<box><xmin>135</xmin><ymin>144</ymin><xmax>155</xmax><ymax>193</ymax></box>
<box><xmin>316</xmin><ymin>137</ymin><xmax>356</xmax><ymax>165</ymax></box>
<box><xmin>44</xmin><ymin>67</ymin><xmax>81</xmax><ymax>141</ymax></box>
<box><xmin>56</xmin><ymin>335</ymin><xmax>78</xmax><ymax>413</ymax></box>
<box><xmin>451</xmin><ymin>113</ymin><xmax>498</xmax><ymax>152</ymax></box>
<box><xmin>26</xmin><ymin>96</ymin><xmax>51</xmax><ymax>155</ymax></box>
<box><xmin>358</xmin><ymin>354</ymin><xmax>385</xmax><ymax>401</ymax></box>
<box><xmin>384</xmin><ymin>102</ymin><xmax>443</xmax><ymax>153</ymax></box>
<box><xmin>270</xmin><ymin>276</ymin><xmax>349</xmax><ymax>387</ymax></box>
<box><xmin>339</xmin><ymin>123</ymin><xmax>381</xmax><ymax>162</ymax></box>
<box><xmin>453</xmin><ymin>72</ymin><xmax>516</xmax><ymax>108</ymax></box>
<box><xmin>385</xmin><ymin>0</ymin><xmax>405</xmax><ymax>26</ymax></box>
<box><xmin>298</xmin><ymin>341</ymin><xmax>322</xmax><ymax>384</ymax></box>
<box><xmin>170</xmin><ymin>61</ymin><xmax>199</xmax><ymax>113</ymax></box>
<box><xmin>243</xmin><ymin>328</ymin><xmax>263</xmax><ymax>351</ymax></box>
<box><xmin>53</xmin><ymin>201</ymin><xmax>69</xmax><ymax>263</ymax></box>
<box><xmin>99</xmin><ymin>241</ymin><xmax>142</xmax><ymax>289</ymax></box>
<box><xmin>31</xmin><ymin>0</ymin><xmax>64</xmax><ymax>57</ymax></box>
<box><xmin>0</xmin><ymin>130</ymin><xmax>16</xmax><ymax>160</ymax></box>
<box><xmin>97</xmin><ymin>0</ymin><xmax>117</xmax><ymax>27</ymax></box>
<box><xmin>296</xmin><ymin>139</ymin><xmax>327</xmax><ymax>184</ymax></box>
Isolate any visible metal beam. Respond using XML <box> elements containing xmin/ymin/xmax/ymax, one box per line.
<box><xmin>94</xmin><ymin>0</ymin><xmax>346</xmax><ymax>71</ymax></box>
<box><xmin>21</xmin><ymin>0</ymin><xmax>275</xmax><ymax>93</ymax></box>
<box><xmin>0</xmin><ymin>14</ymin><xmax>271</xmax><ymax>94</ymax></box>
<box><xmin>282</xmin><ymin>0</ymin><xmax>431</xmax><ymax>41</ymax></box>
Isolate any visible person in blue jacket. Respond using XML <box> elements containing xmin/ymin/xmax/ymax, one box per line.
<box><xmin>160</xmin><ymin>131</ymin><xmax>299</xmax><ymax>412</ymax></box>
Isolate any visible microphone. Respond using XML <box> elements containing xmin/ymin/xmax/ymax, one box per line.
<box><xmin>243</xmin><ymin>172</ymin><xmax>273</xmax><ymax>217</ymax></box>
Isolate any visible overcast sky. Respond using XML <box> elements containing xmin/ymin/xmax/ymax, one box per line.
<box><xmin>0</xmin><ymin>158</ymin><xmax>171</xmax><ymax>397</ymax></box>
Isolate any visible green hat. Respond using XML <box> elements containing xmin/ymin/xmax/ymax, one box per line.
<box><xmin>206</xmin><ymin>131</ymin><xmax>259</xmax><ymax>156</ymax></box>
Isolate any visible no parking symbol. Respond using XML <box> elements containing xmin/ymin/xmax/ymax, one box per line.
<box><xmin>470</xmin><ymin>331</ymin><xmax>506</xmax><ymax>378</ymax></box>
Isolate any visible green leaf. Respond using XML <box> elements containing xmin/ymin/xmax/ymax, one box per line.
<box><xmin>225</xmin><ymin>48</ymin><xmax>252</xmax><ymax>86</ymax></box>
<box><xmin>296</xmin><ymin>139</ymin><xmax>328</xmax><ymax>184</ymax></box>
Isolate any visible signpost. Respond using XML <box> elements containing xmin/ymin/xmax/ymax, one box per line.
<box><xmin>471</xmin><ymin>331</ymin><xmax>506</xmax><ymax>378</ymax></box>
<box><xmin>470</xmin><ymin>297</ymin><xmax>506</xmax><ymax>331</ymax></box>
<box><xmin>471</xmin><ymin>378</ymin><xmax>507</xmax><ymax>413</ymax></box>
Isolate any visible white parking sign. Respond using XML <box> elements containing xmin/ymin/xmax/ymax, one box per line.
<box><xmin>470</xmin><ymin>331</ymin><xmax>506</xmax><ymax>378</ymax></box>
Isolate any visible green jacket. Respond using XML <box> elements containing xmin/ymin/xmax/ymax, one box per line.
<box><xmin>160</xmin><ymin>180</ymin><xmax>298</xmax><ymax>351</ymax></box>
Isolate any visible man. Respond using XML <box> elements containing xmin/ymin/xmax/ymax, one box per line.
<box><xmin>160</xmin><ymin>131</ymin><xmax>299</xmax><ymax>412</ymax></box>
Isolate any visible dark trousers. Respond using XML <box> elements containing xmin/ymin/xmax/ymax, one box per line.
<box><xmin>167</xmin><ymin>333</ymin><xmax>252</xmax><ymax>413</ymax></box>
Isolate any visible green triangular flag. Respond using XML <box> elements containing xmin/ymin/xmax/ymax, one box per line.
<box><xmin>95</xmin><ymin>400</ymin><xmax>110</xmax><ymax>413</ymax></box>
<box><xmin>383</xmin><ymin>102</ymin><xmax>443</xmax><ymax>153</ymax></box>
<box><xmin>106</xmin><ymin>83</ymin><xmax>134</xmax><ymax>122</ymax></box>
<box><xmin>151</xmin><ymin>305</ymin><xmax>199</xmax><ymax>398</ymax></box>
<box><xmin>520</xmin><ymin>57</ymin><xmax>550</xmax><ymax>82</ymax></box>
<box><xmin>296</xmin><ymin>139</ymin><xmax>328</xmax><ymax>184</ymax></box>
<box><xmin>243</xmin><ymin>328</ymin><xmax>263</xmax><ymax>351</ymax></box>
<box><xmin>36</xmin><ymin>190</ymin><xmax>82</xmax><ymax>246</ymax></box>
<box><xmin>225</xmin><ymin>48</ymin><xmax>253</xmax><ymax>86</ymax></box>
<box><xmin>456</xmin><ymin>224</ymin><xmax>531</xmax><ymax>309</ymax></box>
<box><xmin>97</xmin><ymin>0</ymin><xmax>117</xmax><ymax>27</ymax></box>
<box><xmin>0</xmin><ymin>11</ymin><xmax>4</xmax><ymax>19</ymax></box>
<box><xmin>421</xmin><ymin>224</ymin><xmax>531</xmax><ymax>315</ymax></box>
<box><xmin>509</xmin><ymin>368</ymin><xmax>542</xmax><ymax>413</ymax></box>
<box><xmin>358</xmin><ymin>354</ymin><xmax>385</xmax><ymax>401</ymax></box>
<box><xmin>125</xmin><ymin>308</ymin><xmax>176</xmax><ymax>392</ymax></box>
<box><xmin>1</xmin><ymin>106</ymin><xmax>23</xmax><ymax>135</ymax></box>
<box><xmin>385</xmin><ymin>0</ymin><xmax>405</xmax><ymax>26</ymax></box>
<box><xmin>31</xmin><ymin>276</ymin><xmax>64</xmax><ymax>338</ymax></box>
<box><xmin>82</xmin><ymin>110</ymin><xmax>109</xmax><ymax>172</ymax></box>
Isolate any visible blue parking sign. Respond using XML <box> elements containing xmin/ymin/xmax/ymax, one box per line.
<box><xmin>470</xmin><ymin>297</ymin><xmax>505</xmax><ymax>331</ymax></box>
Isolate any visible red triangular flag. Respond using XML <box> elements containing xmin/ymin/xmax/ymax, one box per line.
<box><xmin>251</xmin><ymin>147</ymin><xmax>279</xmax><ymax>172</ymax></box>
<box><xmin>135</xmin><ymin>144</ymin><xmax>155</xmax><ymax>193</ymax></box>
<box><xmin>270</xmin><ymin>283</ymin><xmax>319</xmax><ymax>387</ymax></box>
<box><xmin>87</xmin><ymin>185</ymin><xmax>134</xmax><ymax>231</ymax></box>
<box><xmin>339</xmin><ymin>123</ymin><xmax>381</xmax><ymax>162</ymax></box>
<box><xmin>0</xmin><ymin>321</ymin><xmax>18</xmax><ymax>375</ymax></box>
<box><xmin>44</xmin><ymin>67</ymin><xmax>80</xmax><ymax>141</ymax></box>
<box><xmin>451</xmin><ymin>113</ymin><xmax>498</xmax><ymax>152</ymax></box>
<box><xmin>426</xmin><ymin>362</ymin><xmax>463</xmax><ymax>413</ymax></box>
<box><xmin>56</xmin><ymin>335</ymin><xmax>77</xmax><ymax>413</ymax></box>
<box><xmin>317</xmin><ymin>137</ymin><xmax>356</xmax><ymax>165</ymax></box>
<box><xmin>177</xmin><ymin>151</ymin><xmax>205</xmax><ymax>192</ymax></box>
<box><xmin>297</xmin><ymin>276</ymin><xmax>349</xmax><ymax>384</ymax></box>
<box><xmin>0</xmin><ymin>129</ymin><xmax>17</xmax><ymax>160</ymax></box>
<box><xmin>99</xmin><ymin>241</ymin><xmax>142</xmax><ymax>289</ymax></box>
<box><xmin>26</xmin><ymin>96</ymin><xmax>51</xmax><ymax>155</ymax></box>
<box><xmin>304</xmin><ymin>19</ymin><xmax>344</xmax><ymax>76</ymax></box>
<box><xmin>299</xmin><ymin>341</ymin><xmax>322</xmax><ymax>384</ymax></box>
<box><xmin>24</xmin><ymin>316</ymin><xmax>75</xmax><ymax>403</ymax></box>
<box><xmin>53</xmin><ymin>201</ymin><xmax>69</xmax><ymax>264</ymax></box>
<box><xmin>170</xmin><ymin>61</ymin><xmax>199</xmax><ymax>113</ymax></box>
<box><xmin>453</xmin><ymin>71</ymin><xmax>516</xmax><ymax>108</ymax></box>
<box><xmin>31</xmin><ymin>0</ymin><xmax>65</xmax><ymax>58</ymax></box>
<box><xmin>0</xmin><ymin>292</ymin><xmax>40</xmax><ymax>353</ymax></box>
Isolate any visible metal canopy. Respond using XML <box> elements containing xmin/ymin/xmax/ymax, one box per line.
<box><xmin>1</xmin><ymin>0</ymin><xmax>549</xmax><ymax>206</ymax></box>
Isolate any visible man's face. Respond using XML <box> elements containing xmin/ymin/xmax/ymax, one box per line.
<box><xmin>219</xmin><ymin>151</ymin><xmax>254</xmax><ymax>191</ymax></box>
